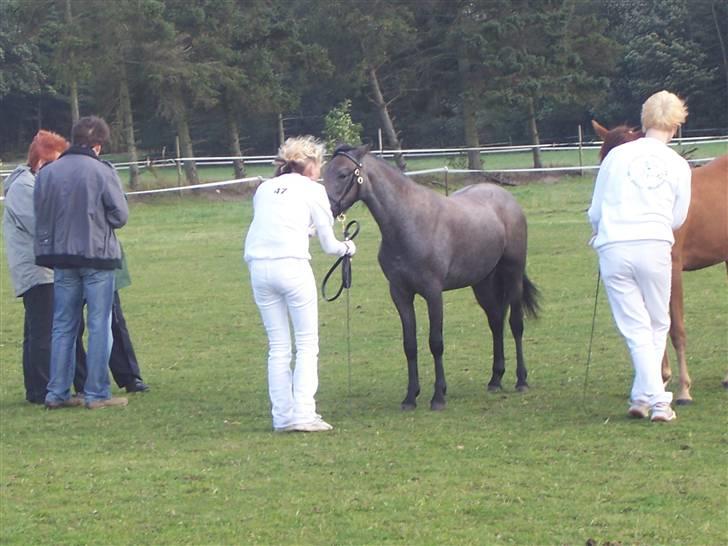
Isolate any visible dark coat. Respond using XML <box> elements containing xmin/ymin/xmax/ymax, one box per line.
<box><xmin>34</xmin><ymin>146</ymin><xmax>128</xmax><ymax>270</ymax></box>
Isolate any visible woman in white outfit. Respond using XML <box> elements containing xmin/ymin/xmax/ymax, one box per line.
<box><xmin>244</xmin><ymin>136</ymin><xmax>356</xmax><ymax>432</ymax></box>
<box><xmin>588</xmin><ymin>90</ymin><xmax>691</xmax><ymax>422</ymax></box>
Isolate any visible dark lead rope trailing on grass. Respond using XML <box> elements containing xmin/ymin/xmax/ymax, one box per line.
<box><xmin>582</xmin><ymin>269</ymin><xmax>601</xmax><ymax>402</ymax></box>
<box><xmin>321</xmin><ymin>219</ymin><xmax>361</xmax><ymax>413</ymax></box>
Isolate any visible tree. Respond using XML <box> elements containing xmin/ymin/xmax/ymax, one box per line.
<box><xmin>603</xmin><ymin>0</ymin><xmax>720</xmax><ymax>129</ymax></box>
<box><xmin>323</xmin><ymin>99</ymin><xmax>363</xmax><ymax>150</ymax></box>
<box><xmin>0</xmin><ymin>0</ymin><xmax>70</xmax><ymax>151</ymax></box>
<box><xmin>482</xmin><ymin>0</ymin><xmax>619</xmax><ymax>167</ymax></box>
<box><xmin>310</xmin><ymin>0</ymin><xmax>416</xmax><ymax>170</ymax></box>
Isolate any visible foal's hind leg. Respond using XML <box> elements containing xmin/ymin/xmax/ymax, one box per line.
<box><xmin>509</xmin><ymin>298</ymin><xmax>529</xmax><ymax>392</ymax></box>
<box><xmin>472</xmin><ymin>277</ymin><xmax>507</xmax><ymax>392</ymax></box>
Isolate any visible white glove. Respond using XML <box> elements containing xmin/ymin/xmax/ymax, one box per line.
<box><xmin>343</xmin><ymin>240</ymin><xmax>357</xmax><ymax>256</ymax></box>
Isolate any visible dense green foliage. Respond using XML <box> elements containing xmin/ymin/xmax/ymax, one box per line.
<box><xmin>1</xmin><ymin>0</ymin><xmax>726</xmax><ymax>164</ymax></box>
<box><xmin>1</xmin><ymin>174</ymin><xmax>726</xmax><ymax>544</ymax></box>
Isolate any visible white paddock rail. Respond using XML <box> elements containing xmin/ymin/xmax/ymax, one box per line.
<box><xmin>0</xmin><ymin>156</ymin><xmax>719</xmax><ymax>202</ymax></box>
<box><xmin>4</xmin><ymin>136</ymin><xmax>726</xmax><ymax>178</ymax></box>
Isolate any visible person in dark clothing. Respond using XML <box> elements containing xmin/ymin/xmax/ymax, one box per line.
<box><xmin>35</xmin><ymin>116</ymin><xmax>129</xmax><ymax>410</ymax></box>
<box><xmin>2</xmin><ymin>130</ymin><xmax>86</xmax><ymax>403</ymax></box>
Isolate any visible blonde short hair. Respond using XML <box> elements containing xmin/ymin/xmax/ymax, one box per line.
<box><xmin>641</xmin><ymin>90</ymin><xmax>688</xmax><ymax>132</ymax></box>
<box><xmin>274</xmin><ymin>135</ymin><xmax>325</xmax><ymax>176</ymax></box>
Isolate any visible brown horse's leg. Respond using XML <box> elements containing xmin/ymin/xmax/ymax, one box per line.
<box><xmin>425</xmin><ymin>291</ymin><xmax>447</xmax><ymax>411</ymax></box>
<box><xmin>661</xmin><ymin>351</ymin><xmax>672</xmax><ymax>388</ymax></box>
<box><xmin>389</xmin><ymin>283</ymin><xmax>420</xmax><ymax>411</ymax></box>
<box><xmin>669</xmin><ymin>268</ymin><xmax>692</xmax><ymax>404</ymax></box>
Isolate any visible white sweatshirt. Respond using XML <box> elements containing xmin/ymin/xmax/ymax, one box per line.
<box><xmin>244</xmin><ymin>172</ymin><xmax>348</xmax><ymax>261</ymax></box>
<box><xmin>588</xmin><ymin>137</ymin><xmax>691</xmax><ymax>249</ymax></box>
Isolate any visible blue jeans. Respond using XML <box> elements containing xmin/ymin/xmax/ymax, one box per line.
<box><xmin>45</xmin><ymin>268</ymin><xmax>115</xmax><ymax>405</ymax></box>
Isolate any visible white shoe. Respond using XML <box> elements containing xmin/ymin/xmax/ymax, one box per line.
<box><xmin>651</xmin><ymin>404</ymin><xmax>677</xmax><ymax>422</ymax></box>
<box><xmin>292</xmin><ymin>418</ymin><xmax>333</xmax><ymax>432</ymax></box>
<box><xmin>273</xmin><ymin>424</ymin><xmax>297</xmax><ymax>433</ymax></box>
<box><xmin>628</xmin><ymin>402</ymin><xmax>649</xmax><ymax>419</ymax></box>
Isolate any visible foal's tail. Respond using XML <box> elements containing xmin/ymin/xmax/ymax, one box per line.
<box><xmin>521</xmin><ymin>274</ymin><xmax>541</xmax><ymax>319</ymax></box>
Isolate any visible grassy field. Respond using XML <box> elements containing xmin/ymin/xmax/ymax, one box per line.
<box><xmin>0</xmin><ymin>174</ymin><xmax>726</xmax><ymax>545</ymax></box>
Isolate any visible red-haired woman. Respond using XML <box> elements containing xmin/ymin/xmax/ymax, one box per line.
<box><xmin>3</xmin><ymin>130</ymin><xmax>71</xmax><ymax>404</ymax></box>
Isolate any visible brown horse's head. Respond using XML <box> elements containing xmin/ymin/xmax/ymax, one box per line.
<box><xmin>591</xmin><ymin>120</ymin><xmax>644</xmax><ymax>162</ymax></box>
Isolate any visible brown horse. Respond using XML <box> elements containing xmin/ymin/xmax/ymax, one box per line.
<box><xmin>592</xmin><ymin>120</ymin><xmax>728</xmax><ymax>402</ymax></box>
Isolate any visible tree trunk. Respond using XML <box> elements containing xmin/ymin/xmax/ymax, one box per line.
<box><xmin>277</xmin><ymin>112</ymin><xmax>285</xmax><ymax>149</ymax></box>
<box><xmin>527</xmin><ymin>96</ymin><xmax>542</xmax><ymax>169</ymax></box>
<box><xmin>224</xmin><ymin>96</ymin><xmax>245</xmax><ymax>179</ymax></box>
<box><xmin>119</xmin><ymin>63</ymin><xmax>140</xmax><ymax>188</ymax></box>
<box><xmin>171</xmin><ymin>89</ymin><xmax>198</xmax><ymax>186</ymax></box>
<box><xmin>712</xmin><ymin>1</ymin><xmax>728</xmax><ymax>98</ymax></box>
<box><xmin>64</xmin><ymin>0</ymin><xmax>79</xmax><ymax>124</ymax></box>
<box><xmin>457</xmin><ymin>44</ymin><xmax>482</xmax><ymax>171</ymax></box>
<box><xmin>368</xmin><ymin>65</ymin><xmax>406</xmax><ymax>171</ymax></box>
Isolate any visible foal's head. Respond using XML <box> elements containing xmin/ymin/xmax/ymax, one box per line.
<box><xmin>322</xmin><ymin>144</ymin><xmax>370</xmax><ymax>217</ymax></box>
<box><xmin>591</xmin><ymin>119</ymin><xmax>643</xmax><ymax>162</ymax></box>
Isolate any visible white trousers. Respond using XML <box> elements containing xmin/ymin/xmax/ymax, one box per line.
<box><xmin>598</xmin><ymin>241</ymin><xmax>673</xmax><ymax>407</ymax></box>
<box><xmin>248</xmin><ymin>258</ymin><xmax>320</xmax><ymax>429</ymax></box>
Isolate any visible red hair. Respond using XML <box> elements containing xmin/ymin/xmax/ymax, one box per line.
<box><xmin>27</xmin><ymin>130</ymin><xmax>69</xmax><ymax>173</ymax></box>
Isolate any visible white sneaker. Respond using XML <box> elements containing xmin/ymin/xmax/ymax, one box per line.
<box><xmin>292</xmin><ymin>418</ymin><xmax>333</xmax><ymax>432</ymax></box>
<box><xmin>273</xmin><ymin>424</ymin><xmax>297</xmax><ymax>433</ymax></box>
<box><xmin>628</xmin><ymin>402</ymin><xmax>649</xmax><ymax>419</ymax></box>
<box><xmin>651</xmin><ymin>404</ymin><xmax>677</xmax><ymax>422</ymax></box>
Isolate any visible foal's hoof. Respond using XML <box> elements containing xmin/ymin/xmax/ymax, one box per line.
<box><xmin>430</xmin><ymin>399</ymin><xmax>447</xmax><ymax>411</ymax></box>
<box><xmin>675</xmin><ymin>398</ymin><xmax>693</xmax><ymax>406</ymax></box>
<box><xmin>515</xmin><ymin>384</ymin><xmax>529</xmax><ymax>393</ymax></box>
<box><xmin>401</xmin><ymin>401</ymin><xmax>417</xmax><ymax>411</ymax></box>
<box><xmin>487</xmin><ymin>384</ymin><xmax>502</xmax><ymax>393</ymax></box>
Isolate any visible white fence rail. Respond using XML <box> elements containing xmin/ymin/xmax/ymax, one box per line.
<box><xmin>2</xmin><ymin>136</ymin><xmax>726</xmax><ymax>182</ymax></box>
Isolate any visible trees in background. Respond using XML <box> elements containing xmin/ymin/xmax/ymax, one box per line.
<box><xmin>1</xmin><ymin>0</ymin><xmax>726</xmax><ymax>176</ymax></box>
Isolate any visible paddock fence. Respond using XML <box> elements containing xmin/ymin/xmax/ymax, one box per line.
<box><xmin>1</xmin><ymin>135</ymin><xmax>726</xmax><ymax>200</ymax></box>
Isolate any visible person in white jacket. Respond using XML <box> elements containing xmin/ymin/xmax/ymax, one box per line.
<box><xmin>588</xmin><ymin>90</ymin><xmax>691</xmax><ymax>422</ymax></box>
<box><xmin>244</xmin><ymin>136</ymin><xmax>356</xmax><ymax>433</ymax></box>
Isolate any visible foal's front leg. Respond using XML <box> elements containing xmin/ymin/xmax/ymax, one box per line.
<box><xmin>390</xmin><ymin>284</ymin><xmax>419</xmax><ymax>410</ymax></box>
<box><xmin>425</xmin><ymin>291</ymin><xmax>447</xmax><ymax>410</ymax></box>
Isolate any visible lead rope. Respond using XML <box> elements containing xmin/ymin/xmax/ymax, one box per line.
<box><xmin>582</xmin><ymin>269</ymin><xmax>601</xmax><ymax>403</ymax></box>
<box><xmin>321</xmin><ymin>219</ymin><xmax>360</xmax><ymax>414</ymax></box>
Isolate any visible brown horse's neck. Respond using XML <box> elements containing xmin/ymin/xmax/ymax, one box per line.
<box><xmin>600</xmin><ymin>125</ymin><xmax>643</xmax><ymax>161</ymax></box>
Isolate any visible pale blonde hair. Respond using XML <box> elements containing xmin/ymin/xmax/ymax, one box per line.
<box><xmin>274</xmin><ymin>135</ymin><xmax>325</xmax><ymax>176</ymax></box>
<box><xmin>641</xmin><ymin>90</ymin><xmax>688</xmax><ymax>132</ymax></box>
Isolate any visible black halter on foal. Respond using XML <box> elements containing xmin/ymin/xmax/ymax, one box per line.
<box><xmin>329</xmin><ymin>149</ymin><xmax>364</xmax><ymax>217</ymax></box>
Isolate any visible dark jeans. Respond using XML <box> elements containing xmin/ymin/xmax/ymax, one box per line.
<box><xmin>21</xmin><ymin>284</ymin><xmax>53</xmax><ymax>403</ymax></box>
<box><xmin>75</xmin><ymin>291</ymin><xmax>142</xmax><ymax>388</ymax></box>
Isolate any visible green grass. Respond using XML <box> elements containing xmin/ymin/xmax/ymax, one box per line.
<box><xmin>1</xmin><ymin>177</ymin><xmax>726</xmax><ymax>545</ymax></box>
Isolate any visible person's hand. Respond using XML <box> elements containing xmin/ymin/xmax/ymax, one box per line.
<box><xmin>343</xmin><ymin>240</ymin><xmax>357</xmax><ymax>256</ymax></box>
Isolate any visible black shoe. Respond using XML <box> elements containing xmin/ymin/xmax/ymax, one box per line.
<box><xmin>125</xmin><ymin>379</ymin><xmax>149</xmax><ymax>393</ymax></box>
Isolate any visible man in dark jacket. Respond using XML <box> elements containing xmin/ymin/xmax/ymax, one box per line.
<box><xmin>34</xmin><ymin>116</ymin><xmax>130</xmax><ymax>410</ymax></box>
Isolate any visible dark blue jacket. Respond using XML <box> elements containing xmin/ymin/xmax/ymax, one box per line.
<box><xmin>34</xmin><ymin>146</ymin><xmax>128</xmax><ymax>270</ymax></box>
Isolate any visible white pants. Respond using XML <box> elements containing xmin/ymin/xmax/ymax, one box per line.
<box><xmin>598</xmin><ymin>241</ymin><xmax>673</xmax><ymax>407</ymax></box>
<box><xmin>248</xmin><ymin>258</ymin><xmax>320</xmax><ymax>429</ymax></box>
